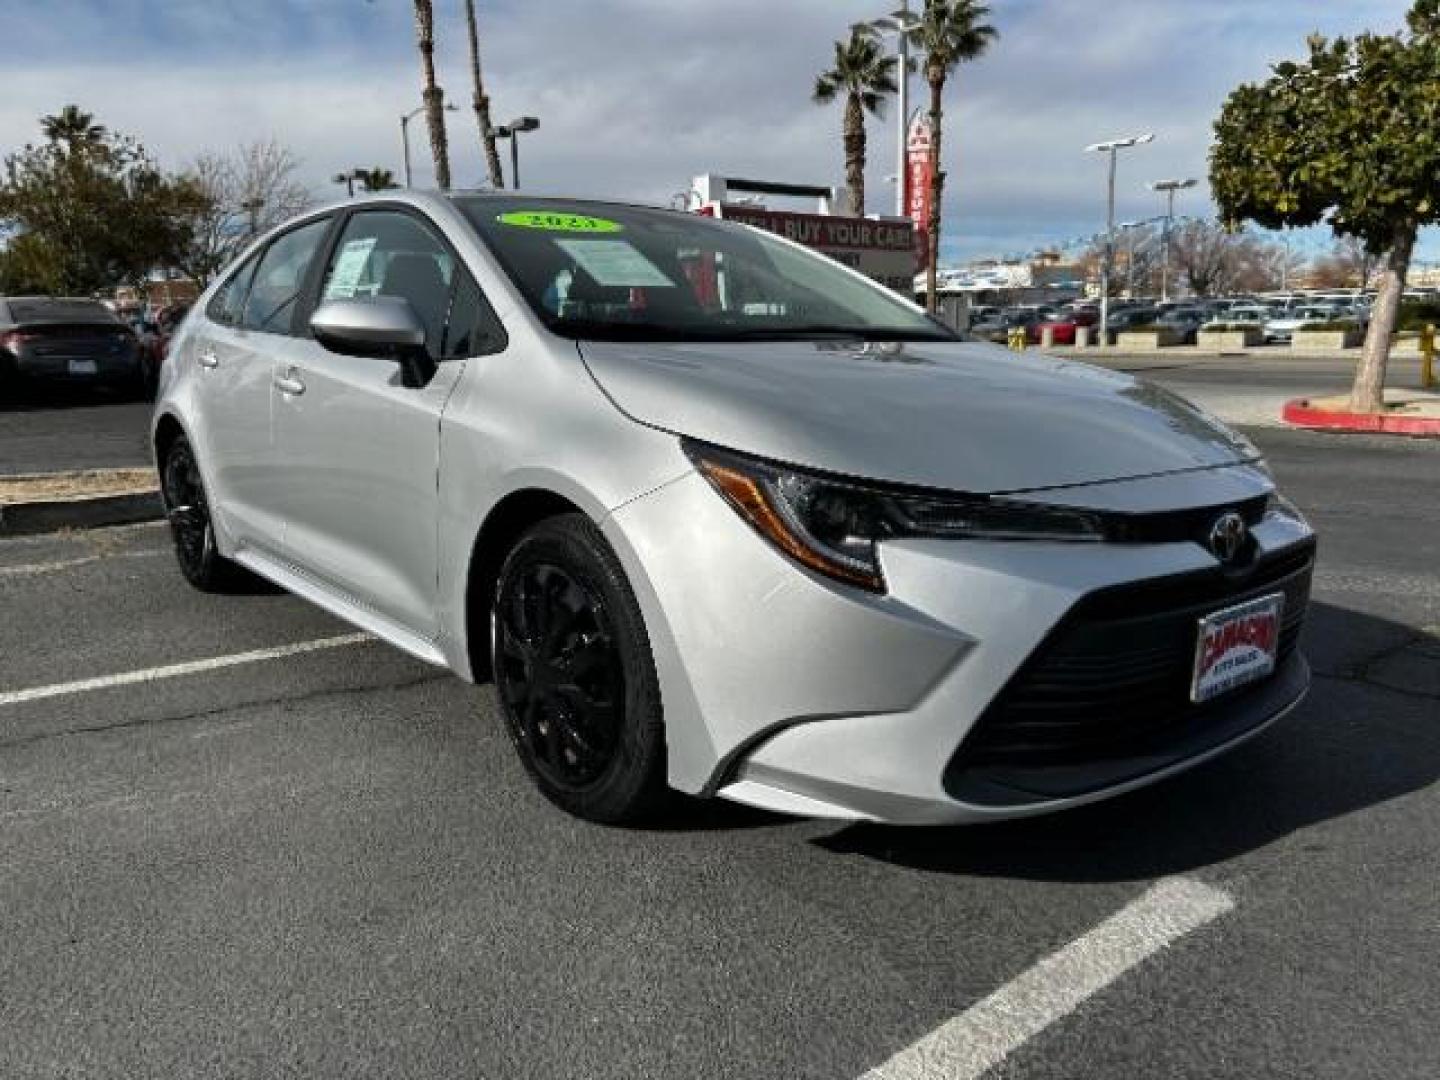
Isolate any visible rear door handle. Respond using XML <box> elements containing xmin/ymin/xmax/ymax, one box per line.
<box><xmin>274</xmin><ymin>371</ymin><xmax>306</xmax><ymax>396</ymax></box>
<box><xmin>197</xmin><ymin>351</ymin><xmax>219</xmax><ymax>369</ymax></box>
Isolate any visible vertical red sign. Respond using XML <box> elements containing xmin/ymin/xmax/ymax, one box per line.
<box><xmin>905</xmin><ymin>112</ymin><xmax>935</xmax><ymax>272</ymax></box>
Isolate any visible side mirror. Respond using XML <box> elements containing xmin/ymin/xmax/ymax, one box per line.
<box><xmin>310</xmin><ymin>297</ymin><xmax>435</xmax><ymax>387</ymax></box>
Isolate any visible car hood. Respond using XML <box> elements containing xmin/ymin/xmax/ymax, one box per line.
<box><xmin>578</xmin><ymin>339</ymin><xmax>1260</xmax><ymax>494</ymax></box>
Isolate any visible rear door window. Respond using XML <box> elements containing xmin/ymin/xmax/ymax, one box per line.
<box><xmin>206</xmin><ymin>255</ymin><xmax>261</xmax><ymax>328</ymax></box>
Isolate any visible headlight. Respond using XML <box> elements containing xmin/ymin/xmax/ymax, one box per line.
<box><xmin>1266</xmin><ymin>491</ymin><xmax>1309</xmax><ymax>526</ymax></box>
<box><xmin>685</xmin><ymin>442</ymin><xmax>1102</xmax><ymax>593</ymax></box>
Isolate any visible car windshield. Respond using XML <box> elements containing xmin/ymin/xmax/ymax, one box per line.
<box><xmin>459</xmin><ymin>198</ymin><xmax>952</xmax><ymax>343</ymax></box>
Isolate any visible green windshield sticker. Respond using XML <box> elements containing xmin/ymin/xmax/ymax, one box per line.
<box><xmin>497</xmin><ymin>211</ymin><xmax>622</xmax><ymax>233</ymax></box>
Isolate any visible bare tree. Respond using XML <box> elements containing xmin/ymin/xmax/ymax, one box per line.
<box><xmin>172</xmin><ymin>140</ymin><xmax>313</xmax><ymax>287</ymax></box>
<box><xmin>1169</xmin><ymin>220</ymin><xmax>1284</xmax><ymax>297</ymax></box>
<box><xmin>231</xmin><ymin>139</ymin><xmax>312</xmax><ymax>237</ymax></box>
<box><xmin>1309</xmin><ymin>237</ymin><xmax>1378</xmax><ymax>290</ymax></box>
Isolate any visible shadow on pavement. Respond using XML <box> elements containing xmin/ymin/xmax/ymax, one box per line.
<box><xmin>813</xmin><ymin>601</ymin><xmax>1440</xmax><ymax>881</ymax></box>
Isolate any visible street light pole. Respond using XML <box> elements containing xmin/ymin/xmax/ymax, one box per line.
<box><xmin>401</xmin><ymin>104</ymin><xmax>458</xmax><ymax>189</ymax></box>
<box><xmin>1086</xmin><ymin>133</ymin><xmax>1154</xmax><ymax>343</ymax></box>
<box><xmin>496</xmin><ymin>116</ymin><xmax>540</xmax><ymax>190</ymax></box>
<box><xmin>1151</xmin><ymin>178</ymin><xmax>1197</xmax><ymax>302</ymax></box>
<box><xmin>896</xmin><ymin>1</ymin><xmax>910</xmax><ymax>218</ymax></box>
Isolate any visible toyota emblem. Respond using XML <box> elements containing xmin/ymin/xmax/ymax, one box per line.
<box><xmin>1208</xmin><ymin>512</ymin><xmax>1249</xmax><ymax>565</ymax></box>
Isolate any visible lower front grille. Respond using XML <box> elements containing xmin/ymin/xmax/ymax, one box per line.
<box><xmin>944</xmin><ymin>541</ymin><xmax>1315</xmax><ymax>802</ymax></box>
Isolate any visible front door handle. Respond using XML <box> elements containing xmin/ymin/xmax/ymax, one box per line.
<box><xmin>274</xmin><ymin>371</ymin><xmax>306</xmax><ymax>396</ymax></box>
<box><xmin>197</xmin><ymin>351</ymin><xmax>219</xmax><ymax>369</ymax></box>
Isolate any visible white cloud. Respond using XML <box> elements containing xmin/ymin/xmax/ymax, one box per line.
<box><xmin>0</xmin><ymin>0</ymin><xmax>1422</xmax><ymax>260</ymax></box>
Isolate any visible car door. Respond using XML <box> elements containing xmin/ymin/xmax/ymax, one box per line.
<box><xmin>188</xmin><ymin>216</ymin><xmax>334</xmax><ymax>556</ymax></box>
<box><xmin>270</xmin><ymin>206</ymin><xmax>506</xmax><ymax>641</ymax></box>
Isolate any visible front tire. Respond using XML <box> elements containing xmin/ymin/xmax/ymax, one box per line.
<box><xmin>491</xmin><ymin>514</ymin><xmax>667</xmax><ymax>824</ymax></box>
<box><xmin>160</xmin><ymin>435</ymin><xmax>246</xmax><ymax>592</ymax></box>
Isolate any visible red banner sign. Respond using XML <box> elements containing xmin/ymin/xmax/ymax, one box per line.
<box><xmin>905</xmin><ymin>112</ymin><xmax>934</xmax><ymax>271</ymax></box>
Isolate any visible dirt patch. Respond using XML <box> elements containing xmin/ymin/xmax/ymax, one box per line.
<box><xmin>1302</xmin><ymin>391</ymin><xmax>1440</xmax><ymax>418</ymax></box>
<box><xmin>0</xmin><ymin>468</ymin><xmax>158</xmax><ymax>505</ymax></box>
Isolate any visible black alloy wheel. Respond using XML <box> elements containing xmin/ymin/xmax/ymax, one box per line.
<box><xmin>492</xmin><ymin>515</ymin><xmax>666</xmax><ymax>823</ymax></box>
<box><xmin>161</xmin><ymin>436</ymin><xmax>244</xmax><ymax>592</ymax></box>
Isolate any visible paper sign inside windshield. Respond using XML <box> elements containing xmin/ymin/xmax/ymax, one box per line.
<box><xmin>324</xmin><ymin>238</ymin><xmax>377</xmax><ymax>299</ymax></box>
<box><xmin>555</xmin><ymin>239</ymin><xmax>675</xmax><ymax>288</ymax></box>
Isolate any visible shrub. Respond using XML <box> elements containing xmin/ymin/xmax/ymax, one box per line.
<box><xmin>1396</xmin><ymin>300</ymin><xmax>1440</xmax><ymax>331</ymax></box>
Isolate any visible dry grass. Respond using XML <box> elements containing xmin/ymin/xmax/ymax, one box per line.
<box><xmin>0</xmin><ymin>468</ymin><xmax>158</xmax><ymax>505</ymax></box>
<box><xmin>1303</xmin><ymin>391</ymin><xmax>1440</xmax><ymax>417</ymax></box>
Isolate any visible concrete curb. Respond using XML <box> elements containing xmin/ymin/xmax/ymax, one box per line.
<box><xmin>0</xmin><ymin>490</ymin><xmax>164</xmax><ymax>537</ymax></box>
<box><xmin>1282</xmin><ymin>398</ymin><xmax>1440</xmax><ymax>437</ymax></box>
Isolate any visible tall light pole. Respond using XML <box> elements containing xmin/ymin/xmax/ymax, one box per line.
<box><xmin>240</xmin><ymin>197</ymin><xmax>264</xmax><ymax>241</ymax></box>
<box><xmin>856</xmin><ymin>6</ymin><xmax>922</xmax><ymax>217</ymax></box>
<box><xmin>1086</xmin><ymin>134</ymin><xmax>1154</xmax><ymax>343</ymax></box>
<box><xmin>1151</xmin><ymin>178</ymin><xmax>1197</xmax><ymax>302</ymax></box>
<box><xmin>401</xmin><ymin>103</ymin><xmax>458</xmax><ymax>189</ymax></box>
<box><xmin>496</xmin><ymin>116</ymin><xmax>540</xmax><ymax>190</ymax></box>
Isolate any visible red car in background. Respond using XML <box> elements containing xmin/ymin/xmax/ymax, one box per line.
<box><xmin>135</xmin><ymin>303</ymin><xmax>193</xmax><ymax>391</ymax></box>
<box><xmin>1033</xmin><ymin>308</ymin><xmax>1099</xmax><ymax>345</ymax></box>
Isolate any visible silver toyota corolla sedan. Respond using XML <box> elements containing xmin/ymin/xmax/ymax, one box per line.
<box><xmin>152</xmin><ymin>192</ymin><xmax>1315</xmax><ymax>825</ymax></box>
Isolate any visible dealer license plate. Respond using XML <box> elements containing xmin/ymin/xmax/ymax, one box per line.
<box><xmin>68</xmin><ymin>357</ymin><xmax>98</xmax><ymax>376</ymax></box>
<box><xmin>1191</xmin><ymin>593</ymin><xmax>1285</xmax><ymax>704</ymax></box>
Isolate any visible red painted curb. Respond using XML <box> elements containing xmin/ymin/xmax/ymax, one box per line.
<box><xmin>1282</xmin><ymin>398</ymin><xmax>1440</xmax><ymax>437</ymax></box>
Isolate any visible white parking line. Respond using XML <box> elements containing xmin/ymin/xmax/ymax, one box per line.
<box><xmin>861</xmin><ymin>877</ymin><xmax>1235</xmax><ymax>1080</ymax></box>
<box><xmin>0</xmin><ymin>550</ymin><xmax>167</xmax><ymax>578</ymax></box>
<box><xmin>0</xmin><ymin>633</ymin><xmax>374</xmax><ymax>708</ymax></box>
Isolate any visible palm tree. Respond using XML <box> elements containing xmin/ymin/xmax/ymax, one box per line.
<box><xmin>412</xmin><ymin>0</ymin><xmax>452</xmax><ymax>190</ymax></box>
<box><xmin>913</xmin><ymin>0</ymin><xmax>998</xmax><ymax>311</ymax></box>
<box><xmin>463</xmin><ymin>0</ymin><xmax>506</xmax><ymax>188</ymax></box>
<box><xmin>356</xmin><ymin>168</ymin><xmax>399</xmax><ymax>192</ymax></box>
<box><xmin>813</xmin><ymin>29</ymin><xmax>898</xmax><ymax>217</ymax></box>
<box><xmin>41</xmin><ymin>105</ymin><xmax>105</xmax><ymax>147</ymax></box>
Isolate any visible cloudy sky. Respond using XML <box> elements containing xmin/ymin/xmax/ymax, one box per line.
<box><xmin>0</xmin><ymin>0</ymin><xmax>1424</xmax><ymax>264</ymax></box>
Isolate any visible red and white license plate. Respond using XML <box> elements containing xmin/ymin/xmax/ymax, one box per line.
<box><xmin>1191</xmin><ymin>593</ymin><xmax>1285</xmax><ymax>703</ymax></box>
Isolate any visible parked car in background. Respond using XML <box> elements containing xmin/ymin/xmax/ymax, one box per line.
<box><xmin>1208</xmin><ymin>305</ymin><xmax>1272</xmax><ymax>328</ymax></box>
<box><xmin>1156</xmin><ymin>307</ymin><xmax>1207</xmax><ymax>344</ymax></box>
<box><xmin>1264</xmin><ymin>305</ymin><xmax>1343</xmax><ymax>344</ymax></box>
<box><xmin>1035</xmin><ymin>308</ymin><xmax>1098</xmax><ymax>345</ymax></box>
<box><xmin>1106</xmin><ymin>307</ymin><xmax>1162</xmax><ymax>339</ymax></box>
<box><xmin>0</xmin><ymin>297</ymin><xmax>142</xmax><ymax>394</ymax></box>
<box><xmin>153</xmin><ymin>191</ymin><xmax>1316</xmax><ymax>826</ymax></box>
<box><xmin>971</xmin><ymin>308</ymin><xmax>1042</xmax><ymax>343</ymax></box>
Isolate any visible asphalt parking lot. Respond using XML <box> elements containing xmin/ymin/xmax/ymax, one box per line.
<box><xmin>1</xmin><ymin>421</ymin><xmax>1437</xmax><ymax>1079</ymax></box>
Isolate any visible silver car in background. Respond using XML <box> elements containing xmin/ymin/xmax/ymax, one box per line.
<box><xmin>153</xmin><ymin>192</ymin><xmax>1315</xmax><ymax>825</ymax></box>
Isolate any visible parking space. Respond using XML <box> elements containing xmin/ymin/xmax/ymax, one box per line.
<box><xmin>1</xmin><ymin>429</ymin><xmax>1437</xmax><ymax>1079</ymax></box>
<box><xmin>0</xmin><ymin>391</ymin><xmax>152</xmax><ymax>476</ymax></box>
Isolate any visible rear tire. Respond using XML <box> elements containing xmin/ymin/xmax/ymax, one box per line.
<box><xmin>160</xmin><ymin>435</ymin><xmax>248</xmax><ymax>593</ymax></box>
<box><xmin>491</xmin><ymin>514</ymin><xmax>667</xmax><ymax>824</ymax></box>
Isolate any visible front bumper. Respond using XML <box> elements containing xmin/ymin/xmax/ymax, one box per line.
<box><xmin>604</xmin><ymin>465</ymin><xmax>1314</xmax><ymax>825</ymax></box>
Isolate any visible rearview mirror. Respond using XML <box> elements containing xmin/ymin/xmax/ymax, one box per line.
<box><xmin>310</xmin><ymin>297</ymin><xmax>435</xmax><ymax>388</ymax></box>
